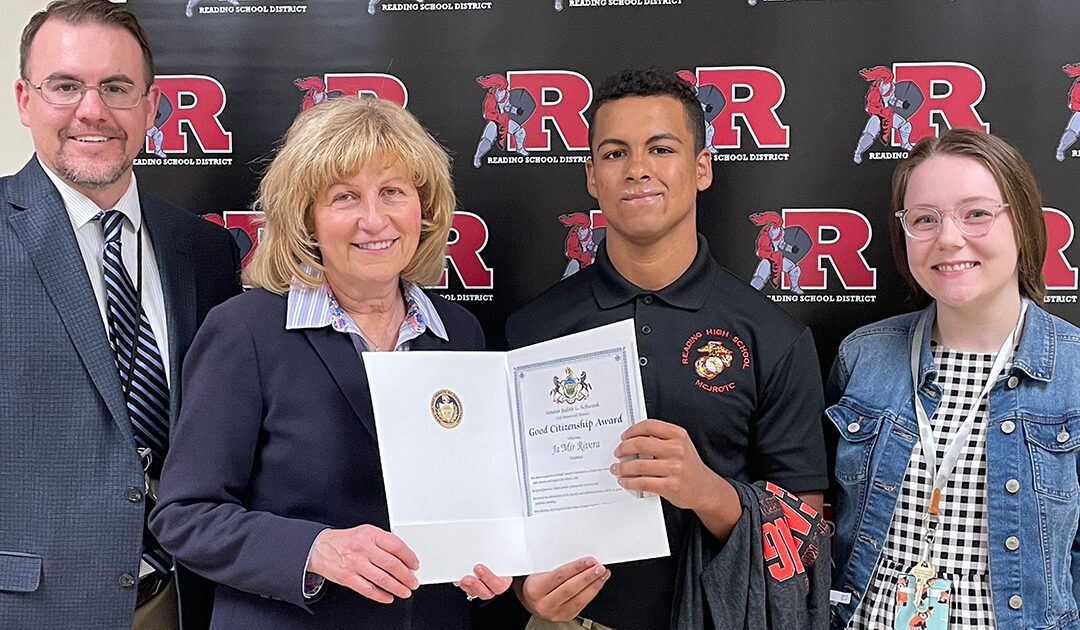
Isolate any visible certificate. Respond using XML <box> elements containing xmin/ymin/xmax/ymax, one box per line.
<box><xmin>363</xmin><ymin>319</ymin><xmax>669</xmax><ymax>584</ymax></box>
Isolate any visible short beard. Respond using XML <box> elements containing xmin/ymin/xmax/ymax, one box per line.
<box><xmin>54</xmin><ymin>150</ymin><xmax>131</xmax><ymax>190</ymax></box>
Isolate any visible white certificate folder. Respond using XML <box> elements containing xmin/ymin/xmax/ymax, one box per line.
<box><xmin>363</xmin><ymin>319</ymin><xmax>669</xmax><ymax>584</ymax></box>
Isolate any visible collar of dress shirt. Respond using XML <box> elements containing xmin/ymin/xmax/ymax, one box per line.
<box><xmin>37</xmin><ymin>155</ymin><xmax>142</xmax><ymax>230</ymax></box>
<box><xmin>285</xmin><ymin>268</ymin><xmax>448</xmax><ymax>343</ymax></box>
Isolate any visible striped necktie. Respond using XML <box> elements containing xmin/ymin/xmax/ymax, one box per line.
<box><xmin>97</xmin><ymin>209</ymin><xmax>172</xmax><ymax>575</ymax></box>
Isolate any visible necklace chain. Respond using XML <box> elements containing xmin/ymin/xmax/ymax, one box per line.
<box><xmin>359</xmin><ymin>298</ymin><xmax>404</xmax><ymax>352</ymax></box>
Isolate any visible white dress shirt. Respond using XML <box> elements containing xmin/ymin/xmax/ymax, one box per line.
<box><xmin>39</xmin><ymin>158</ymin><xmax>171</xmax><ymax>383</ymax></box>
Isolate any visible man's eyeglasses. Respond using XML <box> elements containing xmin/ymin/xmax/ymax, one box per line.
<box><xmin>894</xmin><ymin>202</ymin><xmax>1009</xmax><ymax>241</ymax></box>
<box><xmin>24</xmin><ymin>78</ymin><xmax>148</xmax><ymax>109</ymax></box>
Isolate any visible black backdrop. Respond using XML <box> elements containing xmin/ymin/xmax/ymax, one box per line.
<box><xmin>130</xmin><ymin>0</ymin><xmax>1080</xmax><ymax>370</ymax></box>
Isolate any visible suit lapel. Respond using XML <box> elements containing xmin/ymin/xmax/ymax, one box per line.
<box><xmin>303</xmin><ymin>327</ymin><xmax>378</xmax><ymax>440</ymax></box>
<box><xmin>5</xmin><ymin>159</ymin><xmax>131</xmax><ymax>438</ymax></box>
<box><xmin>302</xmin><ymin>309</ymin><xmax>453</xmax><ymax>441</ymax></box>
<box><xmin>142</xmin><ymin>198</ymin><xmax>196</xmax><ymax>425</ymax></box>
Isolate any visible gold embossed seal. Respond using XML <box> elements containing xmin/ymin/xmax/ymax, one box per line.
<box><xmin>430</xmin><ymin>389</ymin><xmax>463</xmax><ymax>429</ymax></box>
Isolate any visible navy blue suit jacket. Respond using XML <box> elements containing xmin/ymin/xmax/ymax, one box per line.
<box><xmin>0</xmin><ymin>158</ymin><xmax>241</xmax><ymax>628</ymax></box>
<box><xmin>149</xmin><ymin>288</ymin><xmax>485</xmax><ymax>629</ymax></box>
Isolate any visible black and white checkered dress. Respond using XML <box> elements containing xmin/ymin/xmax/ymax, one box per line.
<box><xmin>848</xmin><ymin>342</ymin><xmax>1009</xmax><ymax>629</ymax></box>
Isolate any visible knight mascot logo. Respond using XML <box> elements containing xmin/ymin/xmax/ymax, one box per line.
<box><xmin>145</xmin><ymin>94</ymin><xmax>172</xmax><ymax>158</ymax></box>
<box><xmin>749</xmin><ymin>211</ymin><xmax>808</xmax><ymax>295</ymax></box>
<box><xmin>740</xmin><ymin>209</ymin><xmax>879</xmax><ymax>299</ymax></box>
<box><xmin>853</xmin><ymin>66</ymin><xmax>920</xmax><ymax>163</ymax></box>
<box><xmin>295</xmin><ymin>76</ymin><xmax>345</xmax><ymax>110</ymax></box>
<box><xmin>853</xmin><ymin>62</ymin><xmax>988</xmax><ymax>163</ymax></box>
<box><xmin>559</xmin><ymin>212</ymin><xmax>604</xmax><ymax>278</ymax></box>
<box><xmin>473</xmin><ymin>74</ymin><xmax>536</xmax><ymax>167</ymax></box>
<box><xmin>1056</xmin><ymin>62</ymin><xmax>1080</xmax><ymax>161</ymax></box>
<box><xmin>677</xmin><ymin>70</ymin><xmax>722</xmax><ymax>155</ymax></box>
<box><xmin>186</xmin><ymin>0</ymin><xmax>238</xmax><ymax>17</ymax></box>
<box><xmin>289</xmin><ymin>73</ymin><xmax>408</xmax><ymax>109</ymax></box>
<box><xmin>368</xmin><ymin>0</ymin><xmax>414</xmax><ymax>14</ymax></box>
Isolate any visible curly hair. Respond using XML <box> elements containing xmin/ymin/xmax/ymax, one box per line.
<box><xmin>586</xmin><ymin>67</ymin><xmax>705</xmax><ymax>152</ymax></box>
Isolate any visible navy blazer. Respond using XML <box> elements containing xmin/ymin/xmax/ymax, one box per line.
<box><xmin>0</xmin><ymin>158</ymin><xmax>241</xmax><ymax>629</ymax></box>
<box><xmin>149</xmin><ymin>288</ymin><xmax>486</xmax><ymax>630</ymax></box>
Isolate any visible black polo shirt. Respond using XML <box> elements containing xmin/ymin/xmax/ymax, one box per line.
<box><xmin>505</xmin><ymin>235</ymin><xmax>828</xmax><ymax>630</ymax></box>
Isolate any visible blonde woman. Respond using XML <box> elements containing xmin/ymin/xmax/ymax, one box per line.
<box><xmin>150</xmin><ymin>97</ymin><xmax>508</xmax><ymax>629</ymax></box>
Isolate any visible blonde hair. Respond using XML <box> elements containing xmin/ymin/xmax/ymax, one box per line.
<box><xmin>244</xmin><ymin>96</ymin><xmax>456</xmax><ymax>293</ymax></box>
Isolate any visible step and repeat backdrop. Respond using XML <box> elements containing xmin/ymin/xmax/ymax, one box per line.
<box><xmin>129</xmin><ymin>0</ymin><xmax>1080</xmax><ymax>368</ymax></box>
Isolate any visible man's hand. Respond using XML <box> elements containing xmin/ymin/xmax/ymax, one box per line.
<box><xmin>612</xmin><ymin>419</ymin><xmax>741</xmax><ymax>541</ymax></box>
<box><xmin>514</xmin><ymin>557</ymin><xmax>610</xmax><ymax>621</ymax></box>
<box><xmin>307</xmin><ymin>525</ymin><xmax>419</xmax><ymax>604</ymax></box>
<box><xmin>454</xmin><ymin>564</ymin><xmax>512</xmax><ymax>600</ymax></box>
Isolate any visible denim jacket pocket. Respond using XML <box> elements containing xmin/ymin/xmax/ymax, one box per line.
<box><xmin>827</xmin><ymin>400</ymin><xmax>884</xmax><ymax>484</ymax></box>
<box><xmin>1023</xmin><ymin>415</ymin><xmax>1080</xmax><ymax>500</ymax></box>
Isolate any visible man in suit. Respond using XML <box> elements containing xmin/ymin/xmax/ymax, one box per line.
<box><xmin>0</xmin><ymin>1</ymin><xmax>241</xmax><ymax>628</ymax></box>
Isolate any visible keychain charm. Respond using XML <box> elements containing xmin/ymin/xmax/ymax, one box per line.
<box><xmin>893</xmin><ymin>565</ymin><xmax>951</xmax><ymax>629</ymax></box>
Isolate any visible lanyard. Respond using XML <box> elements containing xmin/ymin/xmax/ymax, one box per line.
<box><xmin>909</xmin><ymin>298</ymin><xmax>1028</xmax><ymax>516</ymax></box>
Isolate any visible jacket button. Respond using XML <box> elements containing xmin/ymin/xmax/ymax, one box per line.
<box><xmin>119</xmin><ymin>573</ymin><xmax>136</xmax><ymax>587</ymax></box>
<box><xmin>1005</xmin><ymin>536</ymin><xmax>1020</xmax><ymax>551</ymax></box>
<box><xmin>639</xmin><ymin>356</ymin><xmax>648</xmax><ymax>367</ymax></box>
<box><xmin>1005</xmin><ymin>478</ymin><xmax>1020</xmax><ymax>493</ymax></box>
<box><xmin>1008</xmin><ymin>595</ymin><xmax>1023</xmax><ymax>609</ymax></box>
<box><xmin>641</xmin><ymin>325</ymin><xmax>651</xmax><ymax>334</ymax></box>
<box><xmin>1058</xmin><ymin>430</ymin><xmax>1071</xmax><ymax>443</ymax></box>
<box><xmin>1000</xmin><ymin>420</ymin><xmax>1016</xmax><ymax>434</ymax></box>
<box><xmin>847</xmin><ymin>422</ymin><xmax>861</xmax><ymax>433</ymax></box>
<box><xmin>642</xmin><ymin>295</ymin><xmax>653</xmax><ymax>305</ymax></box>
<box><xmin>125</xmin><ymin>487</ymin><xmax>143</xmax><ymax>503</ymax></box>
<box><xmin>1006</xmin><ymin>375</ymin><xmax>1019</xmax><ymax>389</ymax></box>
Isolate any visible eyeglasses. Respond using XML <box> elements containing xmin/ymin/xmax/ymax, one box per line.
<box><xmin>895</xmin><ymin>202</ymin><xmax>1009</xmax><ymax>241</ymax></box>
<box><xmin>24</xmin><ymin>78</ymin><xmax>148</xmax><ymax>109</ymax></box>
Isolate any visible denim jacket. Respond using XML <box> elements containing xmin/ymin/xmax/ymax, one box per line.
<box><xmin>827</xmin><ymin>302</ymin><xmax>1080</xmax><ymax>630</ymax></box>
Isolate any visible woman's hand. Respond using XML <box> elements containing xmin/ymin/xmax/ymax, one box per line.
<box><xmin>454</xmin><ymin>564</ymin><xmax>512</xmax><ymax>601</ymax></box>
<box><xmin>307</xmin><ymin>524</ymin><xmax>419</xmax><ymax>603</ymax></box>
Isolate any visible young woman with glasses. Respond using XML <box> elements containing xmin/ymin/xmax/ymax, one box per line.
<box><xmin>827</xmin><ymin>128</ymin><xmax>1080</xmax><ymax>630</ymax></box>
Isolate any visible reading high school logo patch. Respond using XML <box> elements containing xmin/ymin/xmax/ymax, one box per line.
<box><xmin>681</xmin><ymin>327</ymin><xmax>751</xmax><ymax>394</ymax></box>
